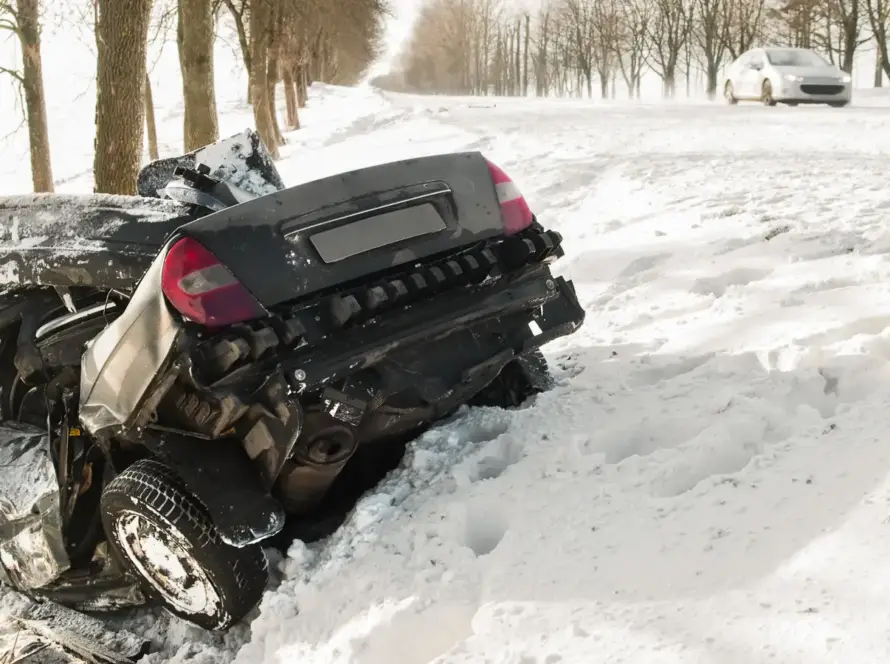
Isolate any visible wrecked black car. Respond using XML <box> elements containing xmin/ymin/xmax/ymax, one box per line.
<box><xmin>0</xmin><ymin>130</ymin><xmax>584</xmax><ymax>631</ymax></box>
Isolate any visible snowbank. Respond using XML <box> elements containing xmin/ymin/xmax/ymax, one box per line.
<box><xmin>6</xmin><ymin>34</ymin><xmax>890</xmax><ymax>663</ymax></box>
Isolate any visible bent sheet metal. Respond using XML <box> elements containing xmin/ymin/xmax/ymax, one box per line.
<box><xmin>0</xmin><ymin>422</ymin><xmax>69</xmax><ymax>591</ymax></box>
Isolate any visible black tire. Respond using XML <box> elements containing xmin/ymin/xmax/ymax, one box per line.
<box><xmin>762</xmin><ymin>80</ymin><xmax>777</xmax><ymax>106</ymax></box>
<box><xmin>469</xmin><ymin>349</ymin><xmax>553</xmax><ymax>409</ymax></box>
<box><xmin>100</xmin><ymin>459</ymin><xmax>268</xmax><ymax>630</ymax></box>
<box><xmin>829</xmin><ymin>101</ymin><xmax>849</xmax><ymax>108</ymax></box>
<box><xmin>724</xmin><ymin>82</ymin><xmax>738</xmax><ymax>105</ymax></box>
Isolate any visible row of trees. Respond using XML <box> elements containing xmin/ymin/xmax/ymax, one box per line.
<box><xmin>395</xmin><ymin>0</ymin><xmax>890</xmax><ymax>100</ymax></box>
<box><xmin>2</xmin><ymin>0</ymin><xmax>387</xmax><ymax>195</ymax></box>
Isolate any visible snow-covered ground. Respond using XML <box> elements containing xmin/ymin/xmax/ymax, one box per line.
<box><xmin>109</xmin><ymin>87</ymin><xmax>890</xmax><ymax>664</ymax></box>
<box><xmin>7</xmin><ymin>27</ymin><xmax>890</xmax><ymax>662</ymax></box>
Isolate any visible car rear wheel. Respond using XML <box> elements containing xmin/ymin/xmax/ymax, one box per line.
<box><xmin>761</xmin><ymin>81</ymin><xmax>777</xmax><ymax>106</ymax></box>
<box><xmin>101</xmin><ymin>459</ymin><xmax>269</xmax><ymax>630</ymax></box>
<box><xmin>829</xmin><ymin>101</ymin><xmax>849</xmax><ymax>108</ymax></box>
<box><xmin>724</xmin><ymin>82</ymin><xmax>738</xmax><ymax>105</ymax></box>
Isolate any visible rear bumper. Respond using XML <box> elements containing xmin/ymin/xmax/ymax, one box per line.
<box><xmin>204</xmin><ymin>255</ymin><xmax>586</xmax><ymax>398</ymax></box>
<box><xmin>281</xmin><ymin>266</ymin><xmax>585</xmax><ymax>393</ymax></box>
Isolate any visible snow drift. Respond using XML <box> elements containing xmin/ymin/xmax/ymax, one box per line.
<box><xmin>6</xmin><ymin>76</ymin><xmax>890</xmax><ymax>664</ymax></box>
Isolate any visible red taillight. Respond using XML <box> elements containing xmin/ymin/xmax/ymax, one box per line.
<box><xmin>485</xmin><ymin>159</ymin><xmax>534</xmax><ymax>236</ymax></box>
<box><xmin>161</xmin><ymin>237</ymin><xmax>267</xmax><ymax>327</ymax></box>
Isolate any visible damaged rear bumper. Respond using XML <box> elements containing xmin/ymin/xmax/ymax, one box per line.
<box><xmin>281</xmin><ymin>266</ymin><xmax>584</xmax><ymax>393</ymax></box>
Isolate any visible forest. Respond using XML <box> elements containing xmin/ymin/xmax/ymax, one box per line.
<box><xmin>0</xmin><ymin>0</ymin><xmax>388</xmax><ymax>195</ymax></box>
<box><xmin>2</xmin><ymin>0</ymin><xmax>887</xmax><ymax>196</ymax></box>
<box><xmin>391</xmin><ymin>0</ymin><xmax>888</xmax><ymax>100</ymax></box>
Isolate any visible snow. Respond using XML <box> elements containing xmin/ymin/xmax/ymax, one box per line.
<box><xmin>103</xmin><ymin>87</ymin><xmax>890</xmax><ymax>664</ymax></box>
<box><xmin>230</xmin><ymin>90</ymin><xmax>890</xmax><ymax>664</ymax></box>
<box><xmin>7</xmin><ymin>18</ymin><xmax>890</xmax><ymax>664</ymax></box>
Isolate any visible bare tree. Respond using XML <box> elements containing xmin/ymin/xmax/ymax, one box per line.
<box><xmin>721</xmin><ymin>0</ymin><xmax>767</xmax><ymax>59</ymax></box>
<box><xmin>93</xmin><ymin>0</ymin><xmax>153</xmax><ymax>194</ymax></box>
<box><xmin>694</xmin><ymin>0</ymin><xmax>728</xmax><ymax>98</ymax></box>
<box><xmin>648</xmin><ymin>0</ymin><xmax>693</xmax><ymax>96</ymax></box>
<box><xmin>817</xmin><ymin>0</ymin><xmax>869</xmax><ymax>72</ymax></box>
<box><xmin>265</xmin><ymin>0</ymin><xmax>285</xmax><ymax>146</ymax></box>
<box><xmin>0</xmin><ymin>0</ymin><xmax>53</xmax><ymax>192</ymax></box>
<box><xmin>533</xmin><ymin>5</ymin><xmax>552</xmax><ymax>95</ymax></box>
<box><xmin>248</xmin><ymin>0</ymin><xmax>279</xmax><ymax>157</ymax></box>
<box><xmin>613</xmin><ymin>0</ymin><xmax>652</xmax><ymax>97</ymax></box>
<box><xmin>145</xmin><ymin>73</ymin><xmax>159</xmax><ymax>160</ymax></box>
<box><xmin>867</xmin><ymin>0</ymin><xmax>890</xmax><ymax>78</ymax></box>
<box><xmin>563</xmin><ymin>0</ymin><xmax>597</xmax><ymax>97</ymax></box>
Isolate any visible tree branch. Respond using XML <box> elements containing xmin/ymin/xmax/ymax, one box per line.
<box><xmin>0</xmin><ymin>65</ymin><xmax>24</xmax><ymax>83</ymax></box>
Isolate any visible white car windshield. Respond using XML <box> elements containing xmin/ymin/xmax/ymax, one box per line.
<box><xmin>766</xmin><ymin>49</ymin><xmax>829</xmax><ymax>67</ymax></box>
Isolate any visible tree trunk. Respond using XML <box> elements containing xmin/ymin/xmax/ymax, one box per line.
<box><xmin>249</xmin><ymin>0</ymin><xmax>280</xmax><ymax>159</ymax></box>
<box><xmin>297</xmin><ymin>64</ymin><xmax>308</xmax><ymax>106</ymax></box>
<box><xmin>178</xmin><ymin>0</ymin><xmax>219</xmax><ymax>152</ymax></box>
<box><xmin>283</xmin><ymin>66</ymin><xmax>300</xmax><ymax>129</ymax></box>
<box><xmin>15</xmin><ymin>0</ymin><xmax>53</xmax><ymax>192</ymax></box>
<box><xmin>523</xmin><ymin>14</ymin><xmax>530</xmax><ymax>96</ymax></box>
<box><xmin>664</xmin><ymin>69</ymin><xmax>676</xmax><ymax>98</ymax></box>
<box><xmin>706</xmin><ymin>61</ymin><xmax>719</xmax><ymax>99</ymax></box>
<box><xmin>841</xmin><ymin>27</ymin><xmax>856</xmax><ymax>73</ymax></box>
<box><xmin>93</xmin><ymin>0</ymin><xmax>152</xmax><ymax>195</ymax></box>
<box><xmin>266</xmin><ymin>7</ymin><xmax>285</xmax><ymax>145</ymax></box>
<box><xmin>145</xmin><ymin>73</ymin><xmax>159</xmax><ymax>161</ymax></box>
<box><xmin>877</xmin><ymin>50</ymin><xmax>884</xmax><ymax>87</ymax></box>
<box><xmin>513</xmin><ymin>21</ymin><xmax>525</xmax><ymax>97</ymax></box>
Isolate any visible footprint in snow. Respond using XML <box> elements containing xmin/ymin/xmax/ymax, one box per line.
<box><xmin>445</xmin><ymin>500</ymin><xmax>510</xmax><ymax>557</ymax></box>
<box><xmin>464</xmin><ymin>506</ymin><xmax>509</xmax><ymax>557</ymax></box>
<box><xmin>690</xmin><ymin>267</ymin><xmax>771</xmax><ymax>298</ymax></box>
<box><xmin>617</xmin><ymin>252</ymin><xmax>673</xmax><ymax>279</ymax></box>
<box><xmin>461</xmin><ymin>435</ymin><xmax>524</xmax><ymax>483</ymax></box>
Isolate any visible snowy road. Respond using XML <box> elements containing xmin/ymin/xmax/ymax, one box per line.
<box><xmin>133</xmin><ymin>88</ymin><xmax>890</xmax><ymax>664</ymax></box>
<box><xmin>7</xmin><ymin>85</ymin><xmax>890</xmax><ymax>663</ymax></box>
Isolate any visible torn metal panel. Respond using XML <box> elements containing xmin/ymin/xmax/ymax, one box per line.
<box><xmin>0</xmin><ymin>422</ymin><xmax>69</xmax><ymax>591</ymax></box>
<box><xmin>79</xmin><ymin>255</ymin><xmax>182</xmax><ymax>435</ymax></box>
<box><xmin>40</xmin><ymin>543</ymin><xmax>146</xmax><ymax>613</ymax></box>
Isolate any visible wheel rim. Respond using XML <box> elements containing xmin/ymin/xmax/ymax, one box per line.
<box><xmin>114</xmin><ymin>511</ymin><xmax>221</xmax><ymax>616</ymax></box>
<box><xmin>763</xmin><ymin>83</ymin><xmax>772</xmax><ymax>104</ymax></box>
<box><xmin>725</xmin><ymin>84</ymin><xmax>733</xmax><ymax>101</ymax></box>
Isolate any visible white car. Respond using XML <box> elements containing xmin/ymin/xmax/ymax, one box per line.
<box><xmin>724</xmin><ymin>47</ymin><xmax>852</xmax><ymax>107</ymax></box>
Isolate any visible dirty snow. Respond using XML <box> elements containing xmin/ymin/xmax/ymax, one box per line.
<box><xmin>6</xmin><ymin>21</ymin><xmax>890</xmax><ymax>664</ymax></box>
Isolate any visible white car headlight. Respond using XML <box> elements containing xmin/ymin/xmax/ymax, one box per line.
<box><xmin>783</xmin><ymin>74</ymin><xmax>803</xmax><ymax>82</ymax></box>
<box><xmin>840</xmin><ymin>74</ymin><xmax>852</xmax><ymax>83</ymax></box>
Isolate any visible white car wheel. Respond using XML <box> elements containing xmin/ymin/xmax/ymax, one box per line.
<box><xmin>114</xmin><ymin>511</ymin><xmax>220</xmax><ymax>616</ymax></box>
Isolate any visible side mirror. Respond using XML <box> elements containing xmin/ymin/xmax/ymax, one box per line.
<box><xmin>750</xmin><ymin>62</ymin><xmax>763</xmax><ymax>71</ymax></box>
